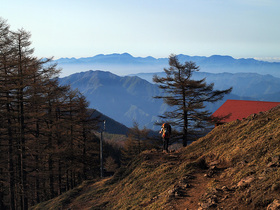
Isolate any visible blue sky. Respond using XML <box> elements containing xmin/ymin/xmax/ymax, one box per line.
<box><xmin>1</xmin><ymin>0</ymin><xmax>280</xmax><ymax>61</ymax></box>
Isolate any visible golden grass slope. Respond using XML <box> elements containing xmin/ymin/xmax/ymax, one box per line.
<box><xmin>32</xmin><ymin>105</ymin><xmax>280</xmax><ymax>210</ymax></box>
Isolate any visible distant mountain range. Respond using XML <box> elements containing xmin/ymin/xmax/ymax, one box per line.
<box><xmin>56</xmin><ymin>53</ymin><xmax>280</xmax><ymax>78</ymax></box>
<box><xmin>58</xmin><ymin>69</ymin><xmax>280</xmax><ymax>130</ymax></box>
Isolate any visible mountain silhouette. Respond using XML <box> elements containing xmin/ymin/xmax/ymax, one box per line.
<box><xmin>58</xmin><ymin>70</ymin><xmax>165</xmax><ymax>129</ymax></box>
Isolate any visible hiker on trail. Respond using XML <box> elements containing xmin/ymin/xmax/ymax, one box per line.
<box><xmin>159</xmin><ymin>123</ymin><xmax>171</xmax><ymax>152</ymax></box>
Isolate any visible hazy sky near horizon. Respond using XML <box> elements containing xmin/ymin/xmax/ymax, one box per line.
<box><xmin>1</xmin><ymin>0</ymin><xmax>280</xmax><ymax>61</ymax></box>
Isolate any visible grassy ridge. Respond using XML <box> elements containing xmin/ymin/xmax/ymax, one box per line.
<box><xmin>32</xmin><ymin>106</ymin><xmax>280</xmax><ymax>209</ymax></box>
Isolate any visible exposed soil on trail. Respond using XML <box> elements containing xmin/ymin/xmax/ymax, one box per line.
<box><xmin>143</xmin><ymin>149</ymin><xmax>241</xmax><ymax>210</ymax></box>
<box><xmin>167</xmin><ymin>160</ymin><xmax>249</xmax><ymax>210</ymax></box>
<box><xmin>172</xmin><ymin>171</ymin><xmax>212</xmax><ymax>210</ymax></box>
<box><xmin>141</xmin><ymin>150</ymin><xmax>221</xmax><ymax>210</ymax></box>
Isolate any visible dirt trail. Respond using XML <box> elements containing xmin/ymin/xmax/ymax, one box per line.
<box><xmin>170</xmin><ymin>167</ymin><xmax>247</xmax><ymax>210</ymax></box>
<box><xmin>171</xmin><ymin>171</ymin><xmax>214</xmax><ymax>210</ymax></box>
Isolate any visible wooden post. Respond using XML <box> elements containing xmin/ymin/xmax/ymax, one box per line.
<box><xmin>100</xmin><ymin>120</ymin><xmax>106</xmax><ymax>177</ymax></box>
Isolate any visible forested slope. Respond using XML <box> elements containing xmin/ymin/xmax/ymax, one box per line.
<box><xmin>0</xmin><ymin>18</ymin><xmax>102</xmax><ymax>209</ymax></box>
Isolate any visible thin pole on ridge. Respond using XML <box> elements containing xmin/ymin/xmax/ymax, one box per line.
<box><xmin>100</xmin><ymin>120</ymin><xmax>106</xmax><ymax>178</ymax></box>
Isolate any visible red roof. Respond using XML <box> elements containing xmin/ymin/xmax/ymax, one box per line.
<box><xmin>212</xmin><ymin>100</ymin><xmax>280</xmax><ymax>123</ymax></box>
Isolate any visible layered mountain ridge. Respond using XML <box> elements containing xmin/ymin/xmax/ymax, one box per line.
<box><xmin>58</xmin><ymin>69</ymin><xmax>280</xmax><ymax>129</ymax></box>
<box><xmin>56</xmin><ymin>53</ymin><xmax>280</xmax><ymax>77</ymax></box>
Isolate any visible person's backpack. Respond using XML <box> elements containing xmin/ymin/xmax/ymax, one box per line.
<box><xmin>162</xmin><ymin>123</ymin><xmax>171</xmax><ymax>138</ymax></box>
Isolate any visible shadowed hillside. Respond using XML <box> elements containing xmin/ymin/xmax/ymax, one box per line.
<box><xmin>90</xmin><ymin>109</ymin><xmax>129</xmax><ymax>135</ymax></box>
<box><xmin>32</xmin><ymin>105</ymin><xmax>280</xmax><ymax>209</ymax></box>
